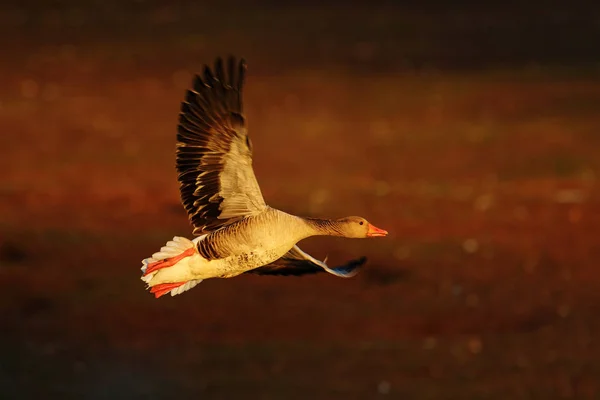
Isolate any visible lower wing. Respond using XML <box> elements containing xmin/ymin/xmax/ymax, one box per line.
<box><xmin>248</xmin><ymin>245</ymin><xmax>366</xmax><ymax>277</ymax></box>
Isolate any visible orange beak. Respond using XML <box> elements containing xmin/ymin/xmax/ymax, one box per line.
<box><xmin>366</xmin><ymin>223</ymin><xmax>388</xmax><ymax>237</ymax></box>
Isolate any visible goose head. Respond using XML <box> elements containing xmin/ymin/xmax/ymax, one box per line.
<box><xmin>336</xmin><ymin>216</ymin><xmax>388</xmax><ymax>238</ymax></box>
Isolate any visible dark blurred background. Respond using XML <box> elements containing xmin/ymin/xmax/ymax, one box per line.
<box><xmin>2</xmin><ymin>1</ymin><xmax>600</xmax><ymax>398</ymax></box>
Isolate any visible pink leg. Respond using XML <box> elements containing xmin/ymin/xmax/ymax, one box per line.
<box><xmin>143</xmin><ymin>247</ymin><xmax>196</xmax><ymax>277</ymax></box>
<box><xmin>150</xmin><ymin>282</ymin><xmax>186</xmax><ymax>298</ymax></box>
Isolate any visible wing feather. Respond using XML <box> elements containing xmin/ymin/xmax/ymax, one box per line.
<box><xmin>249</xmin><ymin>246</ymin><xmax>366</xmax><ymax>277</ymax></box>
<box><xmin>176</xmin><ymin>57</ymin><xmax>267</xmax><ymax>235</ymax></box>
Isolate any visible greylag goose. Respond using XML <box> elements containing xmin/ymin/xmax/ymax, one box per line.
<box><xmin>141</xmin><ymin>57</ymin><xmax>387</xmax><ymax>298</ymax></box>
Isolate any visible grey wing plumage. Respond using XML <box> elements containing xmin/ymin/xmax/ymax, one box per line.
<box><xmin>249</xmin><ymin>245</ymin><xmax>366</xmax><ymax>277</ymax></box>
<box><xmin>177</xmin><ymin>57</ymin><xmax>267</xmax><ymax>235</ymax></box>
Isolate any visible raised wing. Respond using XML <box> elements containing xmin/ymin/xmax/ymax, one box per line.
<box><xmin>249</xmin><ymin>245</ymin><xmax>366</xmax><ymax>277</ymax></box>
<box><xmin>177</xmin><ymin>57</ymin><xmax>267</xmax><ymax>235</ymax></box>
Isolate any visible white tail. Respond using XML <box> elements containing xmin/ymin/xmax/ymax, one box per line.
<box><xmin>140</xmin><ymin>236</ymin><xmax>205</xmax><ymax>298</ymax></box>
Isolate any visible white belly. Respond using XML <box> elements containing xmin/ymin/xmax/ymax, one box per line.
<box><xmin>191</xmin><ymin>243</ymin><xmax>293</xmax><ymax>279</ymax></box>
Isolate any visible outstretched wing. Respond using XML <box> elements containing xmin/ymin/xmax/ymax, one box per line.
<box><xmin>249</xmin><ymin>245</ymin><xmax>366</xmax><ymax>277</ymax></box>
<box><xmin>177</xmin><ymin>57</ymin><xmax>267</xmax><ymax>235</ymax></box>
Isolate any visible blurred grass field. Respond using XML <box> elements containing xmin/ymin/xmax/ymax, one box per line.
<box><xmin>2</xmin><ymin>2</ymin><xmax>600</xmax><ymax>399</ymax></box>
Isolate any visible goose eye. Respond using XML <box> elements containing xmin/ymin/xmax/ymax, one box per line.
<box><xmin>359</xmin><ymin>221</ymin><xmax>364</xmax><ymax>225</ymax></box>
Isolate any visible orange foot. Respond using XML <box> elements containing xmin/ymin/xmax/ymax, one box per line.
<box><xmin>143</xmin><ymin>247</ymin><xmax>196</xmax><ymax>277</ymax></box>
<box><xmin>150</xmin><ymin>282</ymin><xmax>186</xmax><ymax>298</ymax></box>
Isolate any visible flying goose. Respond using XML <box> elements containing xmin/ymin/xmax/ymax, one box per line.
<box><xmin>141</xmin><ymin>57</ymin><xmax>387</xmax><ymax>298</ymax></box>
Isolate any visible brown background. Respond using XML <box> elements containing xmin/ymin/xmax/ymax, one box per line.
<box><xmin>1</xmin><ymin>1</ymin><xmax>600</xmax><ymax>398</ymax></box>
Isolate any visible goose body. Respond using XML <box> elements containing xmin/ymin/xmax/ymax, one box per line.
<box><xmin>145</xmin><ymin>209</ymin><xmax>308</xmax><ymax>283</ymax></box>
<box><xmin>141</xmin><ymin>57</ymin><xmax>387</xmax><ymax>298</ymax></box>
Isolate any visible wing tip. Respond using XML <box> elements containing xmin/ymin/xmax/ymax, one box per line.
<box><xmin>193</xmin><ymin>56</ymin><xmax>247</xmax><ymax>89</ymax></box>
<box><xmin>183</xmin><ymin>56</ymin><xmax>246</xmax><ymax>109</ymax></box>
<box><xmin>327</xmin><ymin>256</ymin><xmax>367</xmax><ymax>278</ymax></box>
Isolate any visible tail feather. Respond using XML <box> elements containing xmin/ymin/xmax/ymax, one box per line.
<box><xmin>141</xmin><ymin>237</ymin><xmax>195</xmax><ymax>273</ymax></box>
<box><xmin>170</xmin><ymin>279</ymin><xmax>203</xmax><ymax>295</ymax></box>
<box><xmin>140</xmin><ymin>236</ymin><xmax>204</xmax><ymax>298</ymax></box>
